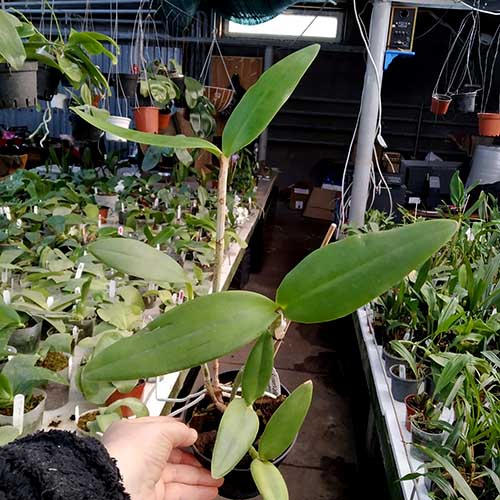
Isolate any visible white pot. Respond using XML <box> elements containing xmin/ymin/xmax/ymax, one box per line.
<box><xmin>106</xmin><ymin>116</ymin><xmax>131</xmax><ymax>142</ymax></box>
<box><xmin>50</xmin><ymin>92</ymin><xmax>67</xmax><ymax>110</ymax></box>
<box><xmin>76</xmin><ymin>409</ymin><xmax>100</xmax><ymax>439</ymax></box>
<box><xmin>94</xmin><ymin>193</ymin><xmax>118</xmax><ymax>209</ymax></box>
<box><xmin>0</xmin><ymin>389</ymin><xmax>46</xmax><ymax>437</ymax></box>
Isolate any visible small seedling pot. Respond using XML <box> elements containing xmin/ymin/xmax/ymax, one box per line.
<box><xmin>105</xmin><ymin>116</ymin><xmax>131</xmax><ymax>142</ymax></box>
<box><xmin>478</xmin><ymin>113</ymin><xmax>500</xmax><ymax>137</ymax></box>
<box><xmin>41</xmin><ymin>352</ymin><xmax>70</xmax><ymax>411</ymax></box>
<box><xmin>389</xmin><ymin>365</ymin><xmax>424</xmax><ymax>403</ymax></box>
<box><xmin>9</xmin><ymin>321</ymin><xmax>42</xmax><ymax>354</ymax></box>
<box><xmin>382</xmin><ymin>346</ymin><xmax>406</xmax><ymax>377</ymax></box>
<box><xmin>430</xmin><ymin>94</ymin><xmax>452</xmax><ymax>115</ymax></box>
<box><xmin>185</xmin><ymin>370</ymin><xmax>293</xmax><ymax>499</ymax></box>
<box><xmin>0</xmin><ymin>389</ymin><xmax>46</xmax><ymax>437</ymax></box>
<box><xmin>105</xmin><ymin>381</ymin><xmax>146</xmax><ymax>417</ymax></box>
<box><xmin>410</xmin><ymin>418</ymin><xmax>446</xmax><ymax>462</ymax></box>
<box><xmin>404</xmin><ymin>394</ymin><xmax>419</xmax><ymax>432</ymax></box>
<box><xmin>94</xmin><ymin>193</ymin><xmax>118</xmax><ymax>209</ymax></box>
<box><xmin>69</xmin><ymin>317</ymin><xmax>95</xmax><ymax>342</ymax></box>
<box><xmin>0</xmin><ymin>62</ymin><xmax>38</xmax><ymax>108</ymax></box>
<box><xmin>37</xmin><ymin>65</ymin><xmax>61</xmax><ymax>101</ymax></box>
<box><xmin>76</xmin><ymin>409</ymin><xmax>100</xmax><ymax>438</ymax></box>
<box><xmin>134</xmin><ymin>106</ymin><xmax>159</xmax><ymax>134</ymax></box>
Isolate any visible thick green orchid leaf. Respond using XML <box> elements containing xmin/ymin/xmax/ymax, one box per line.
<box><xmin>83</xmin><ymin>291</ymin><xmax>279</xmax><ymax>381</ymax></box>
<box><xmin>251</xmin><ymin>460</ymin><xmax>289</xmax><ymax>500</ymax></box>
<box><xmin>242</xmin><ymin>331</ymin><xmax>274</xmax><ymax>405</ymax></box>
<box><xmin>212</xmin><ymin>398</ymin><xmax>259</xmax><ymax>479</ymax></box>
<box><xmin>103</xmin><ymin>397</ymin><xmax>149</xmax><ymax>418</ymax></box>
<box><xmin>0</xmin><ymin>305</ymin><xmax>22</xmax><ymax>330</ymax></box>
<box><xmin>258</xmin><ymin>381</ymin><xmax>312</xmax><ymax>461</ymax></box>
<box><xmin>276</xmin><ymin>220</ymin><xmax>458</xmax><ymax>323</ymax></box>
<box><xmin>88</xmin><ymin>238</ymin><xmax>187</xmax><ymax>285</ymax></box>
<box><xmin>70</xmin><ymin>106</ymin><xmax>222</xmax><ymax>157</ymax></box>
<box><xmin>222</xmin><ymin>44</ymin><xmax>319</xmax><ymax>157</ymax></box>
<box><xmin>0</xmin><ymin>11</ymin><xmax>26</xmax><ymax>70</ymax></box>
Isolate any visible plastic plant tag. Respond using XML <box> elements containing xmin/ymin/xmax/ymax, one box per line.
<box><xmin>177</xmin><ymin>290</ymin><xmax>185</xmax><ymax>305</ymax></box>
<box><xmin>4</xmin><ymin>207</ymin><xmax>11</xmax><ymax>221</ymax></box>
<box><xmin>399</xmin><ymin>365</ymin><xmax>406</xmax><ymax>379</ymax></box>
<box><xmin>75</xmin><ymin>263</ymin><xmax>85</xmax><ymax>279</ymax></box>
<box><xmin>47</xmin><ymin>296</ymin><xmax>54</xmax><ymax>308</ymax></box>
<box><xmin>171</xmin><ymin>293</ymin><xmax>177</xmax><ymax>305</ymax></box>
<box><xmin>75</xmin><ymin>405</ymin><xmax>80</xmax><ymax>424</ymax></box>
<box><xmin>16</xmin><ymin>219</ymin><xmax>22</xmax><ymax>228</ymax></box>
<box><xmin>1</xmin><ymin>270</ymin><xmax>8</xmax><ymax>283</ymax></box>
<box><xmin>154</xmin><ymin>198</ymin><xmax>159</xmax><ymax>209</ymax></box>
<box><xmin>68</xmin><ymin>356</ymin><xmax>73</xmax><ymax>379</ymax></box>
<box><xmin>177</xmin><ymin>205</ymin><xmax>181</xmax><ymax>220</ymax></box>
<box><xmin>33</xmin><ymin>205</ymin><xmax>39</xmax><ymax>214</ymax></box>
<box><xmin>98</xmin><ymin>214</ymin><xmax>102</xmax><ymax>228</ymax></box>
<box><xmin>118</xmin><ymin>225</ymin><xmax>124</xmax><ymax>236</ymax></box>
<box><xmin>74</xmin><ymin>287</ymin><xmax>81</xmax><ymax>296</ymax></box>
<box><xmin>2</xmin><ymin>290</ymin><xmax>11</xmax><ymax>305</ymax></box>
<box><xmin>109</xmin><ymin>280</ymin><xmax>116</xmax><ymax>300</ymax></box>
<box><xmin>156</xmin><ymin>244</ymin><xmax>160</xmax><ymax>251</ymax></box>
<box><xmin>72</xmin><ymin>325</ymin><xmax>79</xmax><ymax>342</ymax></box>
<box><xmin>13</xmin><ymin>394</ymin><xmax>24</xmax><ymax>434</ymax></box>
<box><xmin>0</xmin><ymin>207</ymin><xmax>4</xmax><ymax>215</ymax></box>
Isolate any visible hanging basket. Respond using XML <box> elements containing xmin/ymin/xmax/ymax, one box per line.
<box><xmin>204</xmin><ymin>86</ymin><xmax>234</xmax><ymax>112</ymax></box>
<box><xmin>0</xmin><ymin>62</ymin><xmax>38</xmax><ymax>109</ymax></box>
<box><xmin>134</xmin><ymin>106</ymin><xmax>159</xmax><ymax>134</ymax></box>
<box><xmin>431</xmin><ymin>94</ymin><xmax>452</xmax><ymax>115</ymax></box>
<box><xmin>478</xmin><ymin>113</ymin><xmax>500</xmax><ymax>137</ymax></box>
<box><xmin>37</xmin><ymin>65</ymin><xmax>61</xmax><ymax>101</ymax></box>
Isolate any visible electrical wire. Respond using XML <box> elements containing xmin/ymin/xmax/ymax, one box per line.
<box><xmin>415</xmin><ymin>10</ymin><xmax>449</xmax><ymax>40</ymax></box>
<box><xmin>459</xmin><ymin>0</ymin><xmax>500</xmax><ymax>15</ymax></box>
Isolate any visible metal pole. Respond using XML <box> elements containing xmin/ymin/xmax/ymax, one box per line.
<box><xmin>349</xmin><ymin>0</ymin><xmax>392</xmax><ymax>227</ymax></box>
<box><xmin>258</xmin><ymin>45</ymin><xmax>274</xmax><ymax>162</ymax></box>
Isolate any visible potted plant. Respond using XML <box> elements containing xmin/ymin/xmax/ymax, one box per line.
<box><xmin>388</xmin><ymin>340</ymin><xmax>427</xmax><ymax>402</ymax></box>
<box><xmin>76</xmin><ymin>397</ymin><xmax>148</xmax><ymax>438</ymax></box>
<box><xmin>8</xmin><ymin>312</ymin><xmax>43</xmax><ymax>354</ymax></box>
<box><xmin>0</xmin><ymin>354</ymin><xmax>67</xmax><ymax>436</ymax></box>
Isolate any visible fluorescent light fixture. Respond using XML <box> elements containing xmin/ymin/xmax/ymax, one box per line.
<box><xmin>226</xmin><ymin>12</ymin><xmax>342</xmax><ymax>41</ymax></box>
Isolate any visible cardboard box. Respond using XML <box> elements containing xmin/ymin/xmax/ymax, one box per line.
<box><xmin>303</xmin><ymin>187</ymin><xmax>339</xmax><ymax>221</ymax></box>
<box><xmin>290</xmin><ymin>186</ymin><xmax>310</xmax><ymax>210</ymax></box>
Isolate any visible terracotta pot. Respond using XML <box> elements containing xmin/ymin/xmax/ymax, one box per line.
<box><xmin>431</xmin><ymin>94</ymin><xmax>452</xmax><ymax>115</ymax></box>
<box><xmin>98</xmin><ymin>207</ymin><xmax>109</xmax><ymax>224</ymax></box>
<box><xmin>404</xmin><ymin>394</ymin><xmax>419</xmax><ymax>432</ymax></box>
<box><xmin>134</xmin><ymin>107</ymin><xmax>159</xmax><ymax>134</ymax></box>
<box><xmin>478</xmin><ymin>113</ymin><xmax>500</xmax><ymax>137</ymax></box>
<box><xmin>106</xmin><ymin>381</ymin><xmax>146</xmax><ymax>417</ymax></box>
<box><xmin>158</xmin><ymin>113</ymin><xmax>171</xmax><ymax>134</ymax></box>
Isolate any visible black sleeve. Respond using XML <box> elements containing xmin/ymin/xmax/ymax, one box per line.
<box><xmin>0</xmin><ymin>430</ymin><xmax>131</xmax><ymax>500</ymax></box>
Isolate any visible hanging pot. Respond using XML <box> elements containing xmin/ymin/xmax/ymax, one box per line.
<box><xmin>430</xmin><ymin>94</ymin><xmax>452</xmax><ymax>115</ymax></box>
<box><xmin>171</xmin><ymin>75</ymin><xmax>186</xmax><ymax>107</ymax></box>
<box><xmin>204</xmin><ymin>86</ymin><xmax>234</xmax><ymax>113</ymax></box>
<box><xmin>0</xmin><ymin>62</ymin><xmax>38</xmax><ymax>108</ymax></box>
<box><xmin>110</xmin><ymin>73</ymin><xmax>139</xmax><ymax>99</ymax></box>
<box><xmin>71</xmin><ymin>112</ymin><xmax>103</xmax><ymax>142</ymax></box>
<box><xmin>134</xmin><ymin>106</ymin><xmax>159</xmax><ymax>134</ymax></box>
<box><xmin>158</xmin><ymin>112</ymin><xmax>172</xmax><ymax>134</ymax></box>
<box><xmin>478</xmin><ymin>113</ymin><xmax>500</xmax><ymax>137</ymax></box>
<box><xmin>105</xmin><ymin>115</ymin><xmax>131</xmax><ymax>142</ymax></box>
<box><xmin>105</xmin><ymin>381</ymin><xmax>146</xmax><ymax>418</ymax></box>
<box><xmin>185</xmin><ymin>370</ymin><xmax>293</xmax><ymax>500</ymax></box>
<box><xmin>37</xmin><ymin>65</ymin><xmax>61</xmax><ymax>101</ymax></box>
<box><xmin>454</xmin><ymin>91</ymin><xmax>478</xmax><ymax>113</ymax></box>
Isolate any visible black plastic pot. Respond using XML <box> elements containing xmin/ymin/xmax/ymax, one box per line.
<box><xmin>71</xmin><ymin>113</ymin><xmax>103</xmax><ymax>142</ymax></box>
<box><xmin>37</xmin><ymin>65</ymin><xmax>61</xmax><ymax>101</ymax></box>
<box><xmin>0</xmin><ymin>62</ymin><xmax>38</xmax><ymax>108</ymax></box>
<box><xmin>185</xmin><ymin>370</ymin><xmax>293</xmax><ymax>500</ymax></box>
<box><xmin>382</xmin><ymin>346</ymin><xmax>407</xmax><ymax>377</ymax></box>
<box><xmin>171</xmin><ymin>75</ymin><xmax>186</xmax><ymax>108</ymax></box>
<box><xmin>111</xmin><ymin>73</ymin><xmax>139</xmax><ymax>99</ymax></box>
<box><xmin>388</xmin><ymin>364</ymin><xmax>424</xmax><ymax>402</ymax></box>
<box><xmin>455</xmin><ymin>91</ymin><xmax>478</xmax><ymax>113</ymax></box>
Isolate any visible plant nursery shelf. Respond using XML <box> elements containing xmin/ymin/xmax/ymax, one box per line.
<box><xmin>354</xmin><ymin>307</ymin><xmax>430</xmax><ymax>500</ymax></box>
<box><xmin>40</xmin><ymin>174</ymin><xmax>277</xmax><ymax>432</ymax></box>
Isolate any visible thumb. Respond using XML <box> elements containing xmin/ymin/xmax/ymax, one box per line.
<box><xmin>160</xmin><ymin>420</ymin><xmax>198</xmax><ymax>449</ymax></box>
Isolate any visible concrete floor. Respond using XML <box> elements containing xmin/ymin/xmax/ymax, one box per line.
<box><xmin>219</xmin><ymin>199</ymin><xmax>359</xmax><ymax>500</ymax></box>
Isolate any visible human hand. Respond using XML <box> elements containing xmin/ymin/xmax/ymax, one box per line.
<box><xmin>102</xmin><ymin>416</ymin><xmax>223</xmax><ymax>500</ymax></box>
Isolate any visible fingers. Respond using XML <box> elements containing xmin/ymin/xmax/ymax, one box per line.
<box><xmin>162</xmin><ymin>483</ymin><xmax>220</xmax><ymax>500</ymax></box>
<box><xmin>168</xmin><ymin>449</ymin><xmax>203</xmax><ymax>468</ymax></box>
<box><xmin>162</xmin><ymin>464</ymin><xmax>223</xmax><ymax>488</ymax></box>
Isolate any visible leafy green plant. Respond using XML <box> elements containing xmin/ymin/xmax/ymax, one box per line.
<box><xmin>81</xmin><ymin>218</ymin><xmax>457</xmax><ymax>498</ymax></box>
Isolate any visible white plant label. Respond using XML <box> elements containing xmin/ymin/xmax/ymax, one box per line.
<box><xmin>118</xmin><ymin>225</ymin><xmax>124</xmax><ymax>236</ymax></box>
<box><xmin>178</xmin><ymin>290</ymin><xmax>185</xmax><ymax>305</ymax></box>
<box><xmin>13</xmin><ymin>394</ymin><xmax>25</xmax><ymax>434</ymax></box>
<box><xmin>121</xmin><ymin>203</ymin><xmax>125</xmax><ymax>212</ymax></box>
<box><xmin>75</xmin><ymin>263</ymin><xmax>85</xmax><ymax>279</ymax></box>
<box><xmin>1</xmin><ymin>270</ymin><xmax>8</xmax><ymax>283</ymax></box>
<box><xmin>16</xmin><ymin>219</ymin><xmax>22</xmax><ymax>228</ymax></box>
<box><xmin>0</xmin><ymin>207</ymin><xmax>4</xmax><ymax>215</ymax></box>
<box><xmin>466</xmin><ymin>227</ymin><xmax>475</xmax><ymax>241</ymax></box>
<box><xmin>156</xmin><ymin>244</ymin><xmax>160</xmax><ymax>251</ymax></box>
<box><xmin>403</xmin><ymin>330</ymin><xmax>411</xmax><ymax>341</ymax></box>
<box><xmin>72</xmin><ymin>325</ymin><xmax>79</xmax><ymax>342</ymax></box>
<box><xmin>154</xmin><ymin>198</ymin><xmax>159</xmax><ymax>209</ymax></box>
<box><xmin>33</xmin><ymin>205</ymin><xmax>39</xmax><ymax>214</ymax></box>
<box><xmin>4</xmin><ymin>207</ymin><xmax>11</xmax><ymax>220</ymax></box>
<box><xmin>98</xmin><ymin>214</ymin><xmax>102</xmax><ymax>228</ymax></box>
<box><xmin>109</xmin><ymin>280</ymin><xmax>116</xmax><ymax>300</ymax></box>
<box><xmin>2</xmin><ymin>290</ymin><xmax>11</xmax><ymax>305</ymax></box>
<box><xmin>399</xmin><ymin>365</ymin><xmax>406</xmax><ymax>379</ymax></box>
<box><xmin>47</xmin><ymin>296</ymin><xmax>54</xmax><ymax>308</ymax></box>
<box><xmin>248</xmin><ymin>197</ymin><xmax>252</xmax><ymax>209</ymax></box>
<box><xmin>68</xmin><ymin>356</ymin><xmax>73</xmax><ymax>380</ymax></box>
<box><xmin>177</xmin><ymin>205</ymin><xmax>181</xmax><ymax>220</ymax></box>
<box><xmin>171</xmin><ymin>293</ymin><xmax>177</xmax><ymax>305</ymax></box>
<box><xmin>75</xmin><ymin>405</ymin><xmax>80</xmax><ymax>424</ymax></box>
<box><xmin>74</xmin><ymin>287</ymin><xmax>81</xmax><ymax>296</ymax></box>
